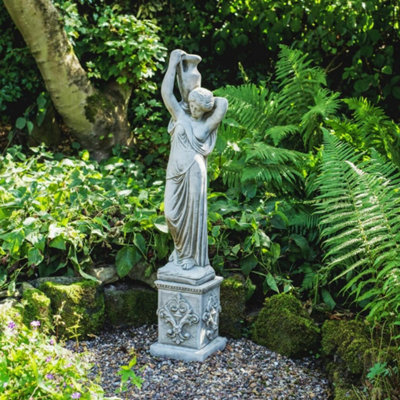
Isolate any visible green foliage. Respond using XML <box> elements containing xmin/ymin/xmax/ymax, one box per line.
<box><xmin>328</xmin><ymin>97</ymin><xmax>400</xmax><ymax>165</ymax></box>
<box><xmin>55</xmin><ymin>1</ymin><xmax>166</xmax><ymax>89</ymax></box>
<box><xmin>117</xmin><ymin>355</ymin><xmax>143</xmax><ymax>393</ymax></box>
<box><xmin>0</xmin><ymin>4</ymin><xmax>41</xmax><ymax>118</ymax></box>
<box><xmin>0</xmin><ymin>319</ymin><xmax>106</xmax><ymax>399</ymax></box>
<box><xmin>315</xmin><ymin>132</ymin><xmax>400</xmax><ymax>328</ymax></box>
<box><xmin>0</xmin><ymin>146</ymin><xmax>170</xmax><ymax>290</ymax></box>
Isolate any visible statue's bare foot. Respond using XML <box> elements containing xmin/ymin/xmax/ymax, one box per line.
<box><xmin>181</xmin><ymin>259</ymin><xmax>195</xmax><ymax>270</ymax></box>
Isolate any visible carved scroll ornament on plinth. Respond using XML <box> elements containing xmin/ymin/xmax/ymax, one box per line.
<box><xmin>157</xmin><ymin>293</ymin><xmax>200</xmax><ymax>345</ymax></box>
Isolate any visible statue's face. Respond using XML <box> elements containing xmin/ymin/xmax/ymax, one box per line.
<box><xmin>189</xmin><ymin>100</ymin><xmax>205</xmax><ymax>119</ymax></box>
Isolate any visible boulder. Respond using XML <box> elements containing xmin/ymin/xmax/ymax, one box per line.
<box><xmin>39</xmin><ymin>280</ymin><xmax>105</xmax><ymax>339</ymax></box>
<box><xmin>88</xmin><ymin>265</ymin><xmax>119</xmax><ymax>285</ymax></box>
<box><xmin>220</xmin><ymin>275</ymin><xmax>246</xmax><ymax>338</ymax></box>
<box><xmin>127</xmin><ymin>262</ymin><xmax>157</xmax><ymax>289</ymax></box>
<box><xmin>252</xmin><ymin>293</ymin><xmax>320</xmax><ymax>358</ymax></box>
<box><xmin>104</xmin><ymin>282</ymin><xmax>157</xmax><ymax>327</ymax></box>
<box><xmin>21</xmin><ymin>288</ymin><xmax>52</xmax><ymax>331</ymax></box>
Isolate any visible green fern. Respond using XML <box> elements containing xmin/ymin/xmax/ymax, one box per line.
<box><xmin>330</xmin><ymin>97</ymin><xmax>400</xmax><ymax>165</ymax></box>
<box><xmin>316</xmin><ymin>131</ymin><xmax>400</xmax><ymax>324</ymax></box>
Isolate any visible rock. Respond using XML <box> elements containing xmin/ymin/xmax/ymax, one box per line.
<box><xmin>30</xmin><ymin>276</ymin><xmax>83</xmax><ymax>288</ymax></box>
<box><xmin>39</xmin><ymin>280</ymin><xmax>105</xmax><ymax>339</ymax></box>
<box><xmin>104</xmin><ymin>283</ymin><xmax>157</xmax><ymax>327</ymax></box>
<box><xmin>220</xmin><ymin>274</ymin><xmax>246</xmax><ymax>338</ymax></box>
<box><xmin>21</xmin><ymin>288</ymin><xmax>52</xmax><ymax>331</ymax></box>
<box><xmin>127</xmin><ymin>261</ymin><xmax>157</xmax><ymax>288</ymax></box>
<box><xmin>252</xmin><ymin>293</ymin><xmax>320</xmax><ymax>358</ymax></box>
<box><xmin>88</xmin><ymin>265</ymin><xmax>119</xmax><ymax>285</ymax></box>
<box><xmin>321</xmin><ymin>320</ymin><xmax>370</xmax><ymax>374</ymax></box>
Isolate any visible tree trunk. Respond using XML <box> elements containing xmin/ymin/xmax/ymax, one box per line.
<box><xmin>3</xmin><ymin>0</ymin><xmax>131</xmax><ymax>160</ymax></box>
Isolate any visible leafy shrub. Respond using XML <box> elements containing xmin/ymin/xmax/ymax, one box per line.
<box><xmin>0</xmin><ymin>146</ymin><xmax>170</xmax><ymax>291</ymax></box>
<box><xmin>0</xmin><ymin>319</ymin><xmax>106</xmax><ymax>399</ymax></box>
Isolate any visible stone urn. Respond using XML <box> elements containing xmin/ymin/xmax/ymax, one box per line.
<box><xmin>176</xmin><ymin>53</ymin><xmax>202</xmax><ymax>110</ymax></box>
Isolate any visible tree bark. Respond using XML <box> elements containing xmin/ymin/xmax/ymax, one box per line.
<box><xmin>3</xmin><ymin>0</ymin><xmax>131</xmax><ymax>160</ymax></box>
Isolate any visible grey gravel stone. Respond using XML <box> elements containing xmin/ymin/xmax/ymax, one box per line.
<box><xmin>68</xmin><ymin>325</ymin><xmax>331</xmax><ymax>399</ymax></box>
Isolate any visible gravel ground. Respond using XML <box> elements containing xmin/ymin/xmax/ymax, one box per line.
<box><xmin>69</xmin><ymin>325</ymin><xmax>331</xmax><ymax>400</ymax></box>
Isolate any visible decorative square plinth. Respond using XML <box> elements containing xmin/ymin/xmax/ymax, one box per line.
<box><xmin>150</xmin><ymin>276</ymin><xmax>226</xmax><ymax>362</ymax></box>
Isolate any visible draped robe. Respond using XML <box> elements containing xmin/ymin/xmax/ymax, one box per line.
<box><xmin>164</xmin><ymin>115</ymin><xmax>217</xmax><ymax>268</ymax></box>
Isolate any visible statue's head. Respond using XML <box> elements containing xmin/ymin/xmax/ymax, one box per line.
<box><xmin>188</xmin><ymin>87</ymin><xmax>214</xmax><ymax>119</ymax></box>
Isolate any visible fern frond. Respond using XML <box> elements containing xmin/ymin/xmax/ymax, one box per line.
<box><xmin>316</xmin><ymin>131</ymin><xmax>400</xmax><ymax>324</ymax></box>
<box><xmin>215</xmin><ymin>84</ymin><xmax>272</xmax><ymax>136</ymax></box>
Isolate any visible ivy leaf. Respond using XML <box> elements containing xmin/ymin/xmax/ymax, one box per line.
<box><xmin>116</xmin><ymin>246</ymin><xmax>142</xmax><ymax>278</ymax></box>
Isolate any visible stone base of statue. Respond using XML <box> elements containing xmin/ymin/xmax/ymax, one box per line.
<box><xmin>150</xmin><ymin>275</ymin><xmax>226</xmax><ymax>362</ymax></box>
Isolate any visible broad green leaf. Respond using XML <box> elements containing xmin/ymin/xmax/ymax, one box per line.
<box><xmin>134</xmin><ymin>233</ymin><xmax>146</xmax><ymax>257</ymax></box>
<box><xmin>154</xmin><ymin>217</ymin><xmax>169</xmax><ymax>233</ymax></box>
<box><xmin>15</xmin><ymin>117</ymin><xmax>26</xmax><ymax>130</ymax></box>
<box><xmin>116</xmin><ymin>246</ymin><xmax>142</xmax><ymax>278</ymax></box>
<box><xmin>266</xmin><ymin>273</ymin><xmax>279</xmax><ymax>293</ymax></box>
<box><xmin>49</xmin><ymin>236</ymin><xmax>66</xmax><ymax>251</ymax></box>
<box><xmin>28</xmin><ymin>247</ymin><xmax>44</xmax><ymax>266</ymax></box>
<box><xmin>240</xmin><ymin>254</ymin><xmax>257</xmax><ymax>276</ymax></box>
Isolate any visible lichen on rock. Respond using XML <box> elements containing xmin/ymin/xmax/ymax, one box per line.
<box><xmin>252</xmin><ymin>293</ymin><xmax>320</xmax><ymax>358</ymax></box>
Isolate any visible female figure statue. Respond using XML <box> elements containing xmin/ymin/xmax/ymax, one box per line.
<box><xmin>161</xmin><ymin>49</ymin><xmax>228</xmax><ymax>276</ymax></box>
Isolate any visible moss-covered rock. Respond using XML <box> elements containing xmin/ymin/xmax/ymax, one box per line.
<box><xmin>104</xmin><ymin>284</ymin><xmax>157</xmax><ymax>327</ymax></box>
<box><xmin>22</xmin><ymin>288</ymin><xmax>52</xmax><ymax>331</ymax></box>
<box><xmin>39</xmin><ymin>280</ymin><xmax>105</xmax><ymax>339</ymax></box>
<box><xmin>220</xmin><ymin>275</ymin><xmax>246</xmax><ymax>338</ymax></box>
<box><xmin>252</xmin><ymin>293</ymin><xmax>320</xmax><ymax>358</ymax></box>
<box><xmin>322</xmin><ymin>320</ymin><xmax>370</xmax><ymax>375</ymax></box>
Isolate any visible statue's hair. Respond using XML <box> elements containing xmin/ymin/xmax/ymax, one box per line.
<box><xmin>188</xmin><ymin>87</ymin><xmax>214</xmax><ymax>112</ymax></box>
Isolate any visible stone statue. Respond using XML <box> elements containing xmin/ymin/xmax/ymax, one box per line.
<box><xmin>158</xmin><ymin>49</ymin><xmax>228</xmax><ymax>284</ymax></box>
<box><xmin>150</xmin><ymin>49</ymin><xmax>228</xmax><ymax>361</ymax></box>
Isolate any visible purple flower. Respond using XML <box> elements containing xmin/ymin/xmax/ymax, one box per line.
<box><xmin>71</xmin><ymin>393</ymin><xmax>81</xmax><ymax>399</ymax></box>
<box><xmin>49</xmin><ymin>339</ymin><xmax>55</xmax><ymax>345</ymax></box>
<box><xmin>66</xmin><ymin>362</ymin><xmax>73</xmax><ymax>368</ymax></box>
<box><xmin>45</xmin><ymin>374</ymin><xmax>54</xmax><ymax>380</ymax></box>
<box><xmin>7</xmin><ymin>321</ymin><xmax>16</xmax><ymax>330</ymax></box>
<box><xmin>30</xmin><ymin>320</ymin><xmax>41</xmax><ymax>328</ymax></box>
<box><xmin>45</xmin><ymin>356</ymin><xmax>52</xmax><ymax>363</ymax></box>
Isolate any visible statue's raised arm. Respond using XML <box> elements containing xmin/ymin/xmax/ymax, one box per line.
<box><xmin>161</xmin><ymin>49</ymin><xmax>185</xmax><ymax>121</ymax></box>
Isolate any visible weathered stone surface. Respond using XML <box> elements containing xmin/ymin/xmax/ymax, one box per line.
<box><xmin>220</xmin><ymin>274</ymin><xmax>246</xmax><ymax>338</ymax></box>
<box><xmin>30</xmin><ymin>276</ymin><xmax>83</xmax><ymax>288</ymax></box>
<box><xmin>127</xmin><ymin>261</ymin><xmax>157</xmax><ymax>288</ymax></box>
<box><xmin>161</xmin><ymin>49</ymin><xmax>228</xmax><ymax>273</ymax></box>
<box><xmin>150</xmin><ymin>277</ymin><xmax>226</xmax><ymax>362</ymax></box>
<box><xmin>39</xmin><ymin>280</ymin><xmax>104</xmax><ymax>339</ymax></box>
<box><xmin>88</xmin><ymin>265</ymin><xmax>119</xmax><ymax>285</ymax></box>
<box><xmin>252</xmin><ymin>293</ymin><xmax>320</xmax><ymax>358</ymax></box>
<box><xmin>104</xmin><ymin>283</ymin><xmax>157</xmax><ymax>327</ymax></box>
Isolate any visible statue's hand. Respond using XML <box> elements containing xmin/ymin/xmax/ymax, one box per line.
<box><xmin>169</xmin><ymin>49</ymin><xmax>186</xmax><ymax>66</ymax></box>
